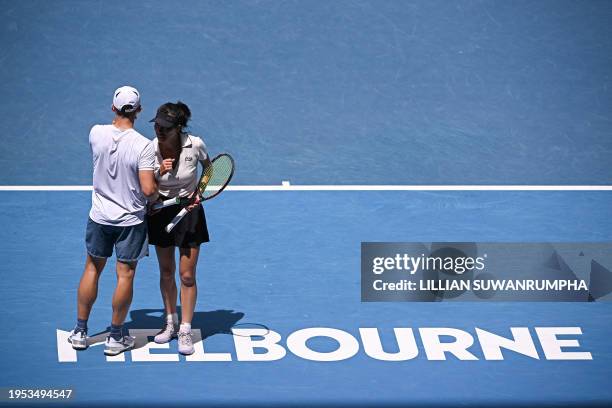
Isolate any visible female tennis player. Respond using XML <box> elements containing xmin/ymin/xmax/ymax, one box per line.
<box><xmin>148</xmin><ymin>101</ymin><xmax>211</xmax><ymax>355</ymax></box>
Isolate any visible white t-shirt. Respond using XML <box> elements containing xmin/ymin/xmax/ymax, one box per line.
<box><xmin>89</xmin><ymin>124</ymin><xmax>156</xmax><ymax>226</ymax></box>
<box><xmin>154</xmin><ymin>133</ymin><xmax>209</xmax><ymax>198</ymax></box>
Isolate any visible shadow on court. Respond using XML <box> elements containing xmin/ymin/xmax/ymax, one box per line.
<box><xmin>90</xmin><ymin>308</ymin><xmax>245</xmax><ymax>348</ymax></box>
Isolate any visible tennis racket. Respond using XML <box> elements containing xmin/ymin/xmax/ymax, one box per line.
<box><xmin>151</xmin><ymin>153</ymin><xmax>235</xmax><ymax>232</ymax></box>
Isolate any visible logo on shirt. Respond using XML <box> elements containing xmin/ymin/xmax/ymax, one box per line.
<box><xmin>185</xmin><ymin>156</ymin><xmax>193</xmax><ymax>162</ymax></box>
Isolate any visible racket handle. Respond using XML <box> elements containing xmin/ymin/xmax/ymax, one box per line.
<box><xmin>166</xmin><ymin>208</ymin><xmax>189</xmax><ymax>233</ymax></box>
<box><xmin>152</xmin><ymin>197</ymin><xmax>181</xmax><ymax>210</ymax></box>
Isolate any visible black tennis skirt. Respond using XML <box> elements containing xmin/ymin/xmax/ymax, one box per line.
<box><xmin>147</xmin><ymin>195</ymin><xmax>210</xmax><ymax>248</ymax></box>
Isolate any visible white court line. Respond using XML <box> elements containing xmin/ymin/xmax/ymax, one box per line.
<box><xmin>1</xmin><ymin>185</ymin><xmax>612</xmax><ymax>191</ymax></box>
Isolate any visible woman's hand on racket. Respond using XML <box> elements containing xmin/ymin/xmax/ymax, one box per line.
<box><xmin>186</xmin><ymin>191</ymin><xmax>201</xmax><ymax>212</ymax></box>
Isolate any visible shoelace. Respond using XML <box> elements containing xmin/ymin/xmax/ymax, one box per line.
<box><xmin>108</xmin><ymin>335</ymin><xmax>133</xmax><ymax>345</ymax></box>
<box><xmin>74</xmin><ymin>330</ymin><xmax>86</xmax><ymax>338</ymax></box>
<box><xmin>178</xmin><ymin>331</ymin><xmax>192</xmax><ymax>346</ymax></box>
<box><xmin>156</xmin><ymin>322</ymin><xmax>174</xmax><ymax>335</ymax></box>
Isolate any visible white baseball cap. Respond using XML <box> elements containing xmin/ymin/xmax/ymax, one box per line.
<box><xmin>112</xmin><ymin>86</ymin><xmax>141</xmax><ymax>113</ymax></box>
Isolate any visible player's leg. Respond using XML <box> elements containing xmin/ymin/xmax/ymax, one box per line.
<box><xmin>154</xmin><ymin>245</ymin><xmax>179</xmax><ymax>344</ymax></box>
<box><xmin>69</xmin><ymin>219</ymin><xmax>112</xmax><ymax>350</ymax></box>
<box><xmin>104</xmin><ymin>259</ymin><xmax>137</xmax><ymax>356</ymax></box>
<box><xmin>104</xmin><ymin>221</ymin><xmax>147</xmax><ymax>356</ymax></box>
<box><xmin>77</xmin><ymin>254</ymin><xmax>107</xmax><ymax>320</ymax></box>
<box><xmin>179</xmin><ymin>246</ymin><xmax>199</xmax><ymax>323</ymax></box>
<box><xmin>112</xmin><ymin>260</ymin><xmax>137</xmax><ymax>326</ymax></box>
<box><xmin>157</xmin><ymin>246</ymin><xmax>178</xmax><ymax>318</ymax></box>
<box><xmin>177</xmin><ymin>246</ymin><xmax>200</xmax><ymax>355</ymax></box>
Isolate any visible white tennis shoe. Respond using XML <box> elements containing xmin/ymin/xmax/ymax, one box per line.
<box><xmin>68</xmin><ymin>329</ymin><xmax>87</xmax><ymax>350</ymax></box>
<box><xmin>104</xmin><ymin>334</ymin><xmax>135</xmax><ymax>356</ymax></box>
<box><xmin>154</xmin><ymin>321</ymin><xmax>178</xmax><ymax>344</ymax></box>
<box><xmin>178</xmin><ymin>330</ymin><xmax>194</xmax><ymax>355</ymax></box>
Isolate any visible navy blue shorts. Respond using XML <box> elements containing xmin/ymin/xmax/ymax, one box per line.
<box><xmin>85</xmin><ymin>218</ymin><xmax>149</xmax><ymax>262</ymax></box>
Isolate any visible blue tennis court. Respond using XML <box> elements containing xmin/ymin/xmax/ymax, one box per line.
<box><xmin>1</xmin><ymin>1</ymin><xmax>612</xmax><ymax>407</ymax></box>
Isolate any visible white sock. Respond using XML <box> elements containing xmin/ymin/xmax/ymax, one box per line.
<box><xmin>167</xmin><ymin>313</ymin><xmax>179</xmax><ymax>325</ymax></box>
<box><xmin>180</xmin><ymin>323</ymin><xmax>191</xmax><ymax>333</ymax></box>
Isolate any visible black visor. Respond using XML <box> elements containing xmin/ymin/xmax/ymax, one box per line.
<box><xmin>150</xmin><ymin>109</ymin><xmax>178</xmax><ymax>128</ymax></box>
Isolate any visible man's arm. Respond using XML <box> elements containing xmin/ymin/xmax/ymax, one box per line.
<box><xmin>139</xmin><ymin>170</ymin><xmax>158</xmax><ymax>199</ymax></box>
<box><xmin>138</xmin><ymin>142</ymin><xmax>159</xmax><ymax>200</ymax></box>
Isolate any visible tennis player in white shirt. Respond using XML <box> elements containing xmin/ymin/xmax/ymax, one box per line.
<box><xmin>68</xmin><ymin>86</ymin><xmax>157</xmax><ymax>356</ymax></box>
<box><xmin>147</xmin><ymin>101</ymin><xmax>211</xmax><ymax>355</ymax></box>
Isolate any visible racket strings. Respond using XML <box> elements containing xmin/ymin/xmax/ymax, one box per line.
<box><xmin>199</xmin><ymin>155</ymin><xmax>234</xmax><ymax>199</ymax></box>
